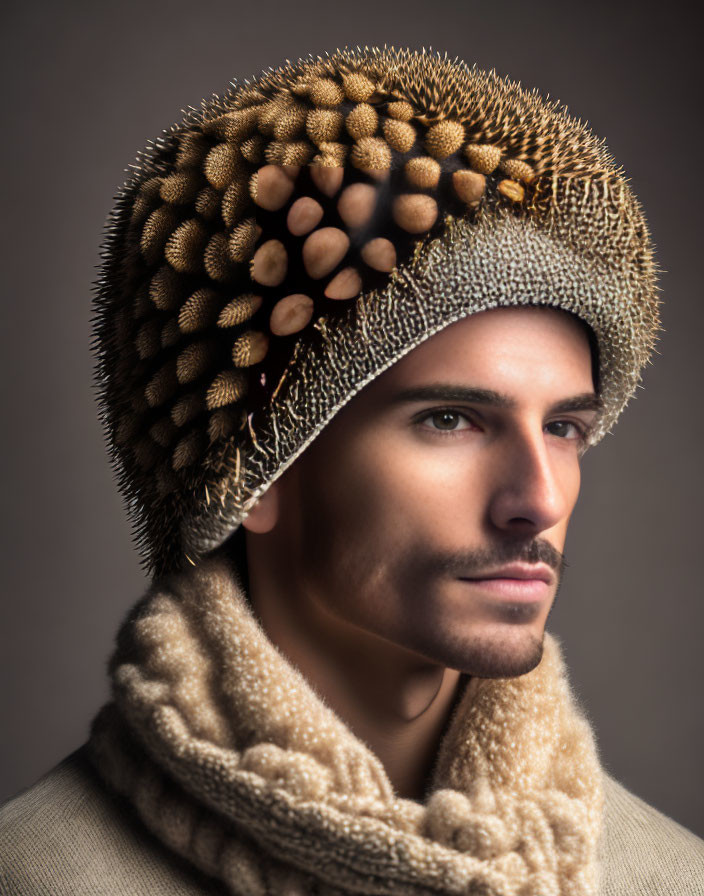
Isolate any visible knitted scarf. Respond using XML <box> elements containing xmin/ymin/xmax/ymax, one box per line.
<box><xmin>87</xmin><ymin>552</ymin><xmax>604</xmax><ymax>896</ymax></box>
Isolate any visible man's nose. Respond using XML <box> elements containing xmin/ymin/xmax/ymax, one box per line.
<box><xmin>486</xmin><ymin>425</ymin><xmax>570</xmax><ymax>536</ymax></box>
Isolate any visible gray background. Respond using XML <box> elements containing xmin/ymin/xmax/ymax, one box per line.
<box><xmin>2</xmin><ymin>0</ymin><xmax>702</xmax><ymax>837</ymax></box>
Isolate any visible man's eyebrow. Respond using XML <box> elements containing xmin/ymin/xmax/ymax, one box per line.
<box><xmin>389</xmin><ymin>385</ymin><xmax>604</xmax><ymax>414</ymax></box>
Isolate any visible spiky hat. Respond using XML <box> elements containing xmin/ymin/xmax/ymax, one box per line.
<box><xmin>91</xmin><ymin>45</ymin><xmax>661</xmax><ymax>578</ymax></box>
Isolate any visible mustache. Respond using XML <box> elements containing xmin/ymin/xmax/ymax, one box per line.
<box><xmin>409</xmin><ymin>538</ymin><xmax>566</xmax><ymax>580</ymax></box>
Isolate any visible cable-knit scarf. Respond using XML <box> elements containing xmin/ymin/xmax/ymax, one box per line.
<box><xmin>87</xmin><ymin>552</ymin><xmax>604</xmax><ymax>896</ymax></box>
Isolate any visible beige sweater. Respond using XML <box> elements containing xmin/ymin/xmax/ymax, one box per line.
<box><xmin>2</xmin><ymin>745</ymin><xmax>703</xmax><ymax>895</ymax></box>
<box><xmin>2</xmin><ymin>554</ymin><xmax>703</xmax><ymax>894</ymax></box>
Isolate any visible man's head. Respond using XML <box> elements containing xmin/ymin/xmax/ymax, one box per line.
<box><xmin>92</xmin><ymin>47</ymin><xmax>659</xmax><ymax>578</ymax></box>
<box><xmin>240</xmin><ymin>304</ymin><xmax>598</xmax><ymax>677</ymax></box>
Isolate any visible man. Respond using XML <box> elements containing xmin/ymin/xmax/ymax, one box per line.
<box><xmin>238</xmin><ymin>304</ymin><xmax>597</xmax><ymax>801</ymax></box>
<box><xmin>1</xmin><ymin>45</ymin><xmax>703</xmax><ymax>895</ymax></box>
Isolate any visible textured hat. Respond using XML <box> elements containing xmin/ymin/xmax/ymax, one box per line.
<box><xmin>91</xmin><ymin>45</ymin><xmax>661</xmax><ymax>578</ymax></box>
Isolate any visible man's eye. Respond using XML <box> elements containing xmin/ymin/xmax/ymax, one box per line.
<box><xmin>417</xmin><ymin>409</ymin><xmax>474</xmax><ymax>434</ymax></box>
<box><xmin>415</xmin><ymin>411</ymin><xmax>588</xmax><ymax>441</ymax></box>
<box><xmin>545</xmin><ymin>420</ymin><xmax>586</xmax><ymax>440</ymax></box>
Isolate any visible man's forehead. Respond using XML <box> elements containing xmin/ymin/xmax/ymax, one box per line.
<box><xmin>366</xmin><ymin>306</ymin><xmax>596</xmax><ymax>395</ymax></box>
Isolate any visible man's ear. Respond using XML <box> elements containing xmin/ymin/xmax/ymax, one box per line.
<box><xmin>241</xmin><ymin>483</ymin><xmax>280</xmax><ymax>534</ymax></box>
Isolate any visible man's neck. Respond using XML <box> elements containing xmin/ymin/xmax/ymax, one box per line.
<box><xmin>244</xmin><ymin>553</ymin><xmax>467</xmax><ymax>801</ymax></box>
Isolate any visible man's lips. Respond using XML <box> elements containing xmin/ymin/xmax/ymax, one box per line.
<box><xmin>458</xmin><ymin>562</ymin><xmax>554</xmax><ymax>585</ymax></box>
<box><xmin>457</xmin><ymin>563</ymin><xmax>554</xmax><ymax>601</ymax></box>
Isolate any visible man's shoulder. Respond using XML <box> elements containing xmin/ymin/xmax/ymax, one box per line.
<box><xmin>600</xmin><ymin>769</ymin><xmax>704</xmax><ymax>895</ymax></box>
<box><xmin>3</xmin><ymin>748</ymin><xmax>703</xmax><ymax>895</ymax></box>
<box><xmin>0</xmin><ymin>743</ymin><xmax>224</xmax><ymax>896</ymax></box>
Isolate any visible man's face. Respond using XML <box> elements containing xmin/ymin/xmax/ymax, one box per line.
<box><xmin>254</xmin><ymin>306</ymin><xmax>600</xmax><ymax>678</ymax></box>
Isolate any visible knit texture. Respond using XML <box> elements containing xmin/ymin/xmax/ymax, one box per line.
<box><xmin>87</xmin><ymin>552</ymin><xmax>605</xmax><ymax>895</ymax></box>
<box><xmin>4</xmin><ymin>747</ymin><xmax>704</xmax><ymax>895</ymax></box>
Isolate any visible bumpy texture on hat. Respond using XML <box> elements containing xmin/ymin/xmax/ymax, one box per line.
<box><xmin>91</xmin><ymin>45</ymin><xmax>661</xmax><ymax>578</ymax></box>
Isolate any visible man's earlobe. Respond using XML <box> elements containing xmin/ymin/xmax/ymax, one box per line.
<box><xmin>241</xmin><ymin>484</ymin><xmax>280</xmax><ymax>534</ymax></box>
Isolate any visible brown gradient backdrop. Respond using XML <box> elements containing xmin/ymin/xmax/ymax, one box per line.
<box><xmin>1</xmin><ymin>0</ymin><xmax>702</xmax><ymax>836</ymax></box>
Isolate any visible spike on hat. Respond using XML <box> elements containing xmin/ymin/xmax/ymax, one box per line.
<box><xmin>91</xmin><ymin>45</ymin><xmax>661</xmax><ymax>578</ymax></box>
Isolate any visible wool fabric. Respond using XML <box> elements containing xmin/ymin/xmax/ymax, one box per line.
<box><xmin>86</xmin><ymin>551</ymin><xmax>605</xmax><ymax>896</ymax></box>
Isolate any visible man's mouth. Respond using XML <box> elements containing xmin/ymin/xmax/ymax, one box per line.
<box><xmin>457</xmin><ymin>563</ymin><xmax>553</xmax><ymax>601</ymax></box>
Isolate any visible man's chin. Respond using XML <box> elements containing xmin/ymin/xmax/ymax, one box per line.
<box><xmin>441</xmin><ymin>627</ymin><xmax>546</xmax><ymax>678</ymax></box>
